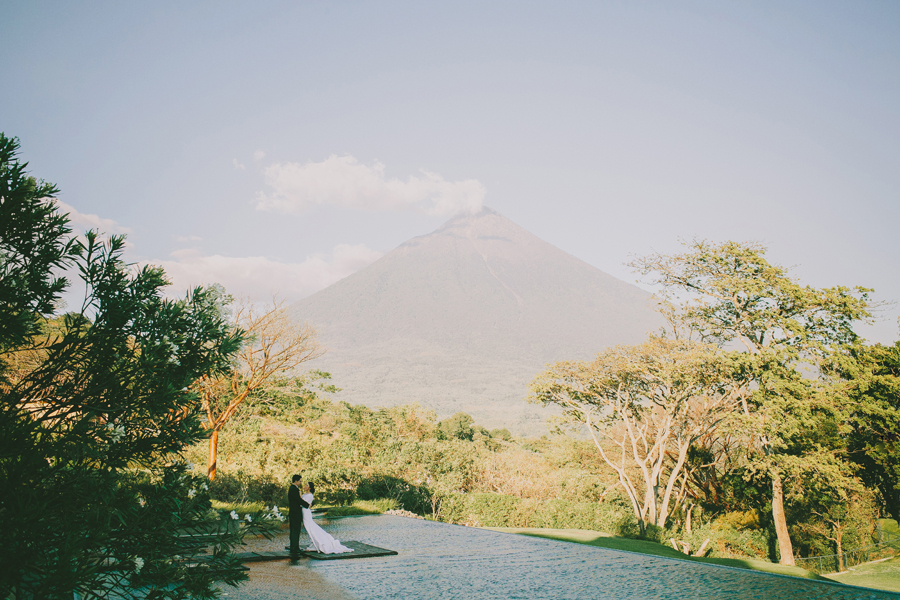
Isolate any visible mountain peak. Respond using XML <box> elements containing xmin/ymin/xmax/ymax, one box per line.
<box><xmin>408</xmin><ymin>205</ymin><xmax>503</xmax><ymax>237</ymax></box>
<box><xmin>289</xmin><ymin>209</ymin><xmax>661</xmax><ymax>434</ymax></box>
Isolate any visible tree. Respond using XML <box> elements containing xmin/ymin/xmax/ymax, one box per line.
<box><xmin>795</xmin><ymin>477</ymin><xmax>876</xmax><ymax>572</ymax></box>
<box><xmin>438</xmin><ymin>412</ymin><xmax>475</xmax><ymax>441</ymax></box>
<box><xmin>842</xmin><ymin>340</ymin><xmax>900</xmax><ymax>522</ymax></box>
<box><xmin>629</xmin><ymin>239</ymin><xmax>871</xmax><ymax>565</ymax></box>
<box><xmin>0</xmin><ymin>137</ymin><xmax>277</xmax><ymax>599</ymax></box>
<box><xmin>530</xmin><ymin>337</ymin><xmax>744</xmax><ymax>534</ymax></box>
<box><xmin>0</xmin><ymin>134</ymin><xmax>78</xmax><ymax>355</ymax></box>
<box><xmin>196</xmin><ymin>296</ymin><xmax>322</xmax><ymax>479</ymax></box>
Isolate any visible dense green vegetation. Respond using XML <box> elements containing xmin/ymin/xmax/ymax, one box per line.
<box><xmin>0</xmin><ymin>134</ymin><xmax>280</xmax><ymax>599</ymax></box>
<box><xmin>529</xmin><ymin>239</ymin><xmax>898</xmax><ymax>570</ymax></box>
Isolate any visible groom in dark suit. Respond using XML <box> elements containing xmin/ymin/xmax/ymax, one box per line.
<box><xmin>288</xmin><ymin>474</ymin><xmax>311</xmax><ymax>555</ymax></box>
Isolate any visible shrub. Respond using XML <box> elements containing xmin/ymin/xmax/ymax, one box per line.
<box><xmin>717</xmin><ymin>510</ymin><xmax>761</xmax><ymax>531</ymax></box>
<box><xmin>304</xmin><ymin>465</ymin><xmax>361</xmax><ymax>506</ymax></box>
<box><xmin>356</xmin><ymin>474</ymin><xmax>431</xmax><ymax>514</ymax></box>
<box><xmin>682</xmin><ymin>521</ymin><xmax>770</xmax><ymax>559</ymax></box>
<box><xmin>208</xmin><ymin>470</ymin><xmax>284</xmax><ymax>505</ymax></box>
<box><xmin>490</xmin><ymin>428</ymin><xmax>513</xmax><ymax>441</ymax></box>
<box><xmin>436</xmin><ymin>492</ymin><xmax>632</xmax><ymax>532</ymax></box>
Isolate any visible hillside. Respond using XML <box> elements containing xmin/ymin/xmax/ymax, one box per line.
<box><xmin>288</xmin><ymin>208</ymin><xmax>662</xmax><ymax>434</ymax></box>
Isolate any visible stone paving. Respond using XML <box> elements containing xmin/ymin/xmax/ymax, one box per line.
<box><xmin>222</xmin><ymin>515</ymin><xmax>900</xmax><ymax>600</ymax></box>
<box><xmin>236</xmin><ymin>541</ymin><xmax>397</xmax><ymax>562</ymax></box>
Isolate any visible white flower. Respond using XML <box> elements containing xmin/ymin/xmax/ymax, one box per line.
<box><xmin>244</xmin><ymin>514</ymin><xmax>252</xmax><ymax>523</ymax></box>
<box><xmin>201</xmin><ymin>483</ymin><xmax>208</xmax><ymax>491</ymax></box>
<box><xmin>107</xmin><ymin>423</ymin><xmax>126</xmax><ymax>442</ymax></box>
<box><xmin>230</xmin><ymin>510</ymin><xmax>239</xmax><ymax>520</ymax></box>
<box><xmin>133</xmin><ymin>557</ymin><xmax>144</xmax><ymax>573</ymax></box>
<box><xmin>186</xmin><ymin>462</ymin><xmax>195</xmax><ymax>470</ymax></box>
<box><xmin>138</xmin><ymin>496</ymin><xmax>146</xmax><ymax>507</ymax></box>
<box><xmin>264</xmin><ymin>505</ymin><xmax>285</xmax><ymax>522</ymax></box>
<box><xmin>187</xmin><ymin>489</ymin><xmax>197</xmax><ymax>499</ymax></box>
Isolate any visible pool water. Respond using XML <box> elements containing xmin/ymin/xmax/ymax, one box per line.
<box><xmin>227</xmin><ymin>515</ymin><xmax>899</xmax><ymax>599</ymax></box>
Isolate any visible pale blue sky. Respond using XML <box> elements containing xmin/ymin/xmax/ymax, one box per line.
<box><xmin>3</xmin><ymin>1</ymin><xmax>899</xmax><ymax>341</ymax></box>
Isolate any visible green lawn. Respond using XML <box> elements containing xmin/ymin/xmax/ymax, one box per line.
<box><xmin>881</xmin><ymin>519</ymin><xmax>900</xmax><ymax>547</ymax></box>
<box><xmin>210</xmin><ymin>499</ymin><xmax>270</xmax><ymax>514</ymax></box>
<box><xmin>487</xmin><ymin>527</ymin><xmax>826</xmax><ymax>581</ymax></box>
<box><xmin>210</xmin><ymin>498</ymin><xmax>400</xmax><ymax>519</ymax></box>
<box><xmin>320</xmin><ymin>499</ymin><xmax>399</xmax><ymax>517</ymax></box>
<box><xmin>822</xmin><ymin>519</ymin><xmax>900</xmax><ymax>593</ymax></box>
<box><xmin>825</xmin><ymin>557</ymin><xmax>900</xmax><ymax>593</ymax></box>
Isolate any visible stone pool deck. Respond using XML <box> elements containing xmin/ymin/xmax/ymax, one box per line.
<box><xmin>223</xmin><ymin>515</ymin><xmax>900</xmax><ymax>599</ymax></box>
<box><xmin>235</xmin><ymin>541</ymin><xmax>398</xmax><ymax>562</ymax></box>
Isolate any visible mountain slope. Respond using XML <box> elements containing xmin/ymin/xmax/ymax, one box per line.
<box><xmin>288</xmin><ymin>208</ymin><xmax>662</xmax><ymax>434</ymax></box>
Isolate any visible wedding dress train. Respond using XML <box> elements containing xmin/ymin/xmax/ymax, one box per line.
<box><xmin>302</xmin><ymin>493</ymin><xmax>354</xmax><ymax>554</ymax></box>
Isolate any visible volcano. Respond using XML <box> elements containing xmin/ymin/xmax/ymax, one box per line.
<box><xmin>288</xmin><ymin>208</ymin><xmax>662</xmax><ymax>434</ymax></box>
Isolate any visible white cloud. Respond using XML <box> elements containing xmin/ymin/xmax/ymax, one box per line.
<box><xmin>148</xmin><ymin>243</ymin><xmax>382</xmax><ymax>300</ymax></box>
<box><xmin>254</xmin><ymin>155</ymin><xmax>485</xmax><ymax>217</ymax></box>
<box><xmin>233</xmin><ymin>158</ymin><xmax>246</xmax><ymax>170</ymax></box>
<box><xmin>253</xmin><ymin>150</ymin><xmax>266</xmax><ymax>161</ymax></box>
<box><xmin>55</xmin><ymin>200</ymin><xmax>133</xmax><ymax>235</ymax></box>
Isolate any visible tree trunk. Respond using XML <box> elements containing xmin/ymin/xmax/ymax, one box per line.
<box><xmin>686</xmin><ymin>503</ymin><xmax>694</xmax><ymax>535</ymax></box>
<box><xmin>208</xmin><ymin>429</ymin><xmax>219</xmax><ymax>480</ymax></box>
<box><xmin>772</xmin><ymin>471</ymin><xmax>795</xmax><ymax>565</ymax></box>
<box><xmin>835</xmin><ymin>527</ymin><xmax>845</xmax><ymax>572</ymax></box>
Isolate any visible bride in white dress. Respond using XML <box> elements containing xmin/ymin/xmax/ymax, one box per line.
<box><xmin>302</xmin><ymin>483</ymin><xmax>354</xmax><ymax>554</ymax></box>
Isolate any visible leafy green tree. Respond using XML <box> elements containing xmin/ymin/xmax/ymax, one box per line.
<box><xmin>0</xmin><ymin>138</ymin><xmax>275</xmax><ymax>599</ymax></box>
<box><xmin>0</xmin><ymin>134</ymin><xmax>78</xmax><ymax>354</ymax></box>
<box><xmin>842</xmin><ymin>341</ymin><xmax>900</xmax><ymax>522</ymax></box>
<box><xmin>793</xmin><ymin>475</ymin><xmax>876</xmax><ymax>571</ymax></box>
<box><xmin>531</xmin><ymin>337</ymin><xmax>745</xmax><ymax>534</ymax></box>
<box><xmin>630</xmin><ymin>239</ymin><xmax>871</xmax><ymax>565</ymax></box>
<box><xmin>438</xmin><ymin>412</ymin><xmax>475</xmax><ymax>441</ymax></box>
<box><xmin>196</xmin><ymin>296</ymin><xmax>321</xmax><ymax>480</ymax></box>
<box><xmin>243</xmin><ymin>370</ymin><xmax>340</xmax><ymax>421</ymax></box>
<box><xmin>490</xmin><ymin>428</ymin><xmax>512</xmax><ymax>441</ymax></box>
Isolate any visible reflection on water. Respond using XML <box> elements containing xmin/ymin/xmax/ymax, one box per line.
<box><xmin>226</xmin><ymin>515</ymin><xmax>899</xmax><ymax>600</ymax></box>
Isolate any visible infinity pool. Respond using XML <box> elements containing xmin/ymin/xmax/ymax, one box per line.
<box><xmin>226</xmin><ymin>515</ymin><xmax>899</xmax><ymax>600</ymax></box>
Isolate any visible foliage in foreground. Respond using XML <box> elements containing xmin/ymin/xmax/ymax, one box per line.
<box><xmin>0</xmin><ymin>134</ymin><xmax>279</xmax><ymax>599</ymax></box>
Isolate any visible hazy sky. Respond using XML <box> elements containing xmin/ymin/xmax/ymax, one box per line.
<box><xmin>3</xmin><ymin>1</ymin><xmax>899</xmax><ymax>342</ymax></box>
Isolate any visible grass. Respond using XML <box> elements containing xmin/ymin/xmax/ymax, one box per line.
<box><xmin>210</xmin><ymin>498</ymin><xmax>400</xmax><ymax>518</ymax></box>
<box><xmin>824</xmin><ymin>557</ymin><xmax>900</xmax><ymax>593</ymax></box>
<box><xmin>210</xmin><ymin>500</ymin><xmax>271</xmax><ymax>514</ymax></box>
<box><xmin>321</xmin><ymin>499</ymin><xmax>399</xmax><ymax>517</ymax></box>
<box><xmin>821</xmin><ymin>519</ymin><xmax>900</xmax><ymax>593</ymax></box>
<box><xmin>881</xmin><ymin>519</ymin><xmax>900</xmax><ymax>545</ymax></box>
<box><xmin>486</xmin><ymin>528</ymin><xmax>826</xmax><ymax>581</ymax></box>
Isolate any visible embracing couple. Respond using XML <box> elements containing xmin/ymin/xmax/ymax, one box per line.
<box><xmin>287</xmin><ymin>474</ymin><xmax>354</xmax><ymax>555</ymax></box>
